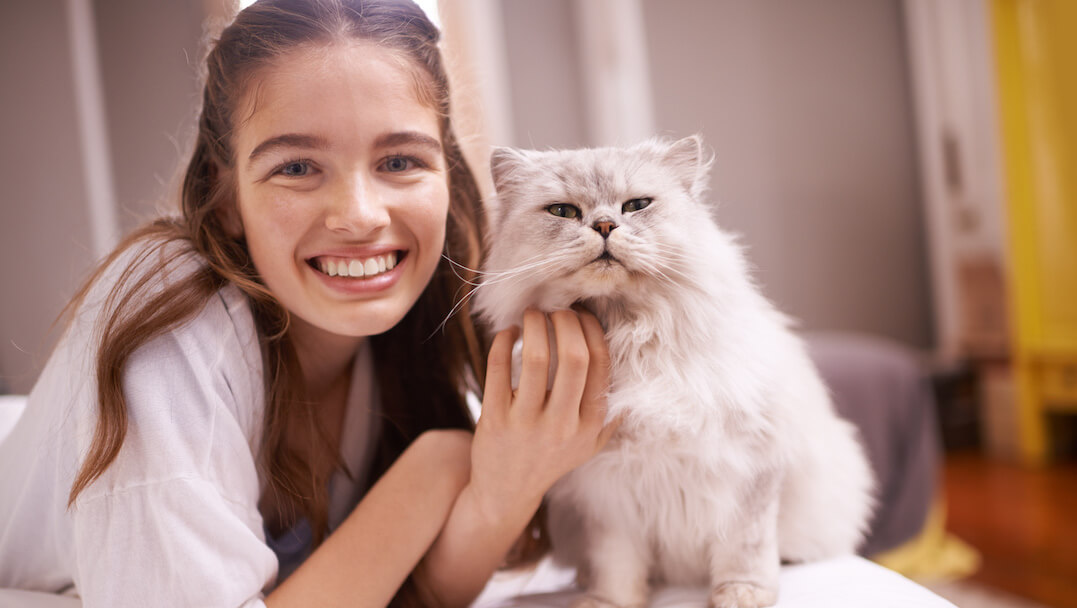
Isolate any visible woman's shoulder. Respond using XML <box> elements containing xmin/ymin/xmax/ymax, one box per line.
<box><xmin>80</xmin><ymin>231</ymin><xmax>252</xmax><ymax>334</ymax></box>
<box><xmin>80</xmin><ymin>231</ymin><xmax>210</xmax><ymax>311</ymax></box>
<box><xmin>110</xmin><ymin>233</ymin><xmax>265</xmax><ymax>425</ymax></box>
<box><xmin>60</xmin><ymin>231</ymin><xmax>265</xmax><ymax>453</ymax></box>
<box><xmin>17</xmin><ymin>230</ymin><xmax>267</xmax><ymax>506</ymax></box>
<box><xmin>73</xmin><ymin>232</ymin><xmax>256</xmax><ymax>365</ymax></box>
<box><xmin>106</xmin><ymin>284</ymin><xmax>264</xmax><ymax>498</ymax></box>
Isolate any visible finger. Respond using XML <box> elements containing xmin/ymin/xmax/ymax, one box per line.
<box><xmin>576</xmin><ymin>309</ymin><xmax>611</xmax><ymax>427</ymax></box>
<box><xmin>482</xmin><ymin>326</ymin><xmax>519</xmax><ymax>425</ymax></box>
<box><xmin>546</xmin><ymin>310</ymin><xmax>590</xmax><ymax>420</ymax></box>
<box><xmin>514</xmin><ymin>309</ymin><xmax>550</xmax><ymax>418</ymax></box>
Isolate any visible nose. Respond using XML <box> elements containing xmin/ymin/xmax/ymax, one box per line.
<box><xmin>325</xmin><ymin>173</ymin><xmax>391</xmax><ymax>234</ymax></box>
<box><xmin>592</xmin><ymin>219</ymin><xmax>618</xmax><ymax>239</ymax></box>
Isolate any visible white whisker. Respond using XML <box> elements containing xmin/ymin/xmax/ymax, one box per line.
<box><xmin>442</xmin><ymin>252</ymin><xmax>561</xmax><ymax>285</ymax></box>
<box><xmin>429</xmin><ymin>251</ymin><xmax>581</xmax><ymax>341</ymax></box>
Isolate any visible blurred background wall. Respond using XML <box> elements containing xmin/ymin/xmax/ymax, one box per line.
<box><xmin>2</xmin><ymin>0</ymin><xmax>937</xmax><ymax>393</ymax></box>
<box><xmin>94</xmin><ymin>0</ymin><xmax>205</xmax><ymax>234</ymax></box>
<box><xmin>498</xmin><ymin>0</ymin><xmax>931</xmax><ymax>349</ymax></box>
<box><xmin>1</xmin><ymin>0</ymin><xmax>96</xmax><ymax>394</ymax></box>
<box><xmin>0</xmin><ymin>0</ymin><xmax>204</xmax><ymax>393</ymax></box>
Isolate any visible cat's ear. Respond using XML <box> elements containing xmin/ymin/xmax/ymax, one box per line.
<box><xmin>487</xmin><ymin>147</ymin><xmax>529</xmax><ymax>226</ymax></box>
<box><xmin>489</xmin><ymin>147</ymin><xmax>529</xmax><ymax>193</ymax></box>
<box><xmin>663</xmin><ymin>134</ymin><xmax>713</xmax><ymax>200</ymax></box>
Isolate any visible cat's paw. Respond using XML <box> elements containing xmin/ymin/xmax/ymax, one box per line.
<box><xmin>708</xmin><ymin>581</ymin><xmax>777</xmax><ymax>608</ymax></box>
<box><xmin>570</xmin><ymin>595</ymin><xmax>617</xmax><ymax>608</ymax></box>
<box><xmin>570</xmin><ymin>594</ymin><xmax>643</xmax><ymax>608</ymax></box>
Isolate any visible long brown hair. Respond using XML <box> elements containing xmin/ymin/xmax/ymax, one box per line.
<box><xmin>66</xmin><ymin>0</ymin><xmax>499</xmax><ymax>600</ymax></box>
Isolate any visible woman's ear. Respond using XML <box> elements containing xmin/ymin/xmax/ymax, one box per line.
<box><xmin>209</xmin><ymin>162</ymin><xmax>244</xmax><ymax>238</ymax></box>
<box><xmin>218</xmin><ymin>200</ymin><xmax>245</xmax><ymax>239</ymax></box>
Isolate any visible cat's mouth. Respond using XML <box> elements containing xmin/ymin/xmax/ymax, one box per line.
<box><xmin>594</xmin><ymin>250</ymin><xmax>619</xmax><ymax>264</ymax></box>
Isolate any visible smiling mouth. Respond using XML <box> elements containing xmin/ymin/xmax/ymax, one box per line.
<box><xmin>308</xmin><ymin>250</ymin><xmax>404</xmax><ymax>279</ymax></box>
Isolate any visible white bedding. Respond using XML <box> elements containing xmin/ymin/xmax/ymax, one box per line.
<box><xmin>474</xmin><ymin>555</ymin><xmax>955</xmax><ymax>608</ymax></box>
<box><xmin>0</xmin><ymin>556</ymin><xmax>955</xmax><ymax>608</ymax></box>
<box><xmin>0</xmin><ymin>396</ymin><xmax>24</xmax><ymax>442</ymax></box>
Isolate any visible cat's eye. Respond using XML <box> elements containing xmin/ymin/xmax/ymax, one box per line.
<box><xmin>622</xmin><ymin>197</ymin><xmax>652</xmax><ymax>213</ymax></box>
<box><xmin>547</xmin><ymin>203</ymin><xmax>581</xmax><ymax>219</ymax></box>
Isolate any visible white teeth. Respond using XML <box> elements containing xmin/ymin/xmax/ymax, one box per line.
<box><xmin>316</xmin><ymin>252</ymin><xmax>399</xmax><ymax>279</ymax></box>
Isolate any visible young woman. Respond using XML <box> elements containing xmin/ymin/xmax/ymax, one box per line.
<box><xmin>0</xmin><ymin>1</ymin><xmax>614</xmax><ymax>606</ymax></box>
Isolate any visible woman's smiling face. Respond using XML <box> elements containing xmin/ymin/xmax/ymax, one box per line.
<box><xmin>231</xmin><ymin>42</ymin><xmax>448</xmax><ymax>343</ymax></box>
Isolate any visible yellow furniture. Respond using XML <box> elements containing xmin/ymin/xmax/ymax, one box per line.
<box><xmin>992</xmin><ymin>0</ymin><xmax>1077</xmax><ymax>464</ymax></box>
<box><xmin>871</xmin><ymin>498</ymin><xmax>980</xmax><ymax>583</ymax></box>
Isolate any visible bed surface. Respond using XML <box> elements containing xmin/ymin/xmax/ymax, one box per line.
<box><xmin>0</xmin><ymin>556</ymin><xmax>955</xmax><ymax>608</ymax></box>
<box><xmin>474</xmin><ymin>554</ymin><xmax>955</xmax><ymax>607</ymax></box>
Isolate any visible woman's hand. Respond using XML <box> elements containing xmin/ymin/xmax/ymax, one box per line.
<box><xmin>467</xmin><ymin>307</ymin><xmax>617</xmax><ymax>522</ymax></box>
<box><xmin>410</xmin><ymin>308</ymin><xmax>617</xmax><ymax>608</ymax></box>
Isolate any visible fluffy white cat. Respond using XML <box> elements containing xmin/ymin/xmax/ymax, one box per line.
<box><xmin>473</xmin><ymin>136</ymin><xmax>875</xmax><ymax>608</ymax></box>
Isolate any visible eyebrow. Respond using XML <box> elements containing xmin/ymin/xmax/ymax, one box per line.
<box><xmin>248</xmin><ymin>133</ymin><xmax>329</xmax><ymax>162</ymax></box>
<box><xmin>374</xmin><ymin>131</ymin><xmax>443</xmax><ymax>153</ymax></box>
<box><xmin>247</xmin><ymin>131</ymin><xmax>443</xmax><ymax>164</ymax></box>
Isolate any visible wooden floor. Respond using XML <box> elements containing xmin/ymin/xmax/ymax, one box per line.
<box><xmin>943</xmin><ymin>451</ymin><xmax>1077</xmax><ymax>608</ymax></box>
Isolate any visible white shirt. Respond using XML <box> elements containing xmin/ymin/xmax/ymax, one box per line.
<box><xmin>0</xmin><ymin>241</ymin><xmax>379</xmax><ymax>607</ymax></box>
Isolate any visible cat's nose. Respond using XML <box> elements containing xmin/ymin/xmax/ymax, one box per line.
<box><xmin>592</xmin><ymin>220</ymin><xmax>618</xmax><ymax>238</ymax></box>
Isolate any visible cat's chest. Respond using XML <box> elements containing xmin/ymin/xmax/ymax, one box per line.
<box><xmin>597</xmin><ymin>383</ymin><xmax>778</xmax><ymax>483</ymax></box>
<box><xmin>603</xmin><ymin>338</ymin><xmax>728</xmax><ymax>430</ymax></box>
<box><xmin>558</xmin><ymin>436</ymin><xmax>761</xmax><ymax>524</ymax></box>
<box><xmin>604</xmin><ymin>320</ymin><xmax>713</xmax><ymax>388</ymax></box>
<box><xmin>600</xmin><ymin>314</ymin><xmax>778</xmax><ymax>435</ymax></box>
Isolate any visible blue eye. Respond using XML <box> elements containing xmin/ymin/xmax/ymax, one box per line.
<box><xmin>383</xmin><ymin>156</ymin><xmax>413</xmax><ymax>172</ymax></box>
<box><xmin>622</xmin><ymin>197</ymin><xmax>652</xmax><ymax>213</ymax></box>
<box><xmin>279</xmin><ymin>161</ymin><xmax>311</xmax><ymax>177</ymax></box>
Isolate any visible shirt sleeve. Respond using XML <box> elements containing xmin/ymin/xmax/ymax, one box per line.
<box><xmin>68</xmin><ymin>289</ymin><xmax>276</xmax><ymax>607</ymax></box>
<box><xmin>71</xmin><ymin>479</ymin><xmax>273</xmax><ymax>607</ymax></box>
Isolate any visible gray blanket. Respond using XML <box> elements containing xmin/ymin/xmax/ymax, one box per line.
<box><xmin>805</xmin><ymin>332</ymin><xmax>940</xmax><ymax>557</ymax></box>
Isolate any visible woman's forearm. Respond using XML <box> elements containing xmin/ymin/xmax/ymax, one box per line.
<box><xmin>265</xmin><ymin>430</ymin><xmax>473</xmax><ymax>608</ymax></box>
<box><xmin>415</xmin><ymin>482</ymin><xmax>544</xmax><ymax>608</ymax></box>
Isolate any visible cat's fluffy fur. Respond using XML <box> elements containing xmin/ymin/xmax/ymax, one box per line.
<box><xmin>473</xmin><ymin>136</ymin><xmax>874</xmax><ymax>608</ymax></box>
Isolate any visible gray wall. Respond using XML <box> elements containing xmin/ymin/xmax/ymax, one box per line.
<box><xmin>502</xmin><ymin>0</ymin><xmax>933</xmax><ymax>348</ymax></box>
<box><xmin>94</xmin><ymin>0</ymin><xmax>205</xmax><ymax>231</ymax></box>
<box><xmin>0</xmin><ymin>0</ymin><xmax>97</xmax><ymax>393</ymax></box>
<box><xmin>0</xmin><ymin>1</ymin><xmax>204</xmax><ymax>393</ymax></box>
<box><xmin>502</xmin><ymin>0</ymin><xmax>589</xmax><ymax>149</ymax></box>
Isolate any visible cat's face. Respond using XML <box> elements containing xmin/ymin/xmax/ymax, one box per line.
<box><xmin>484</xmin><ymin>136</ymin><xmax>712</xmax><ymax>306</ymax></box>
